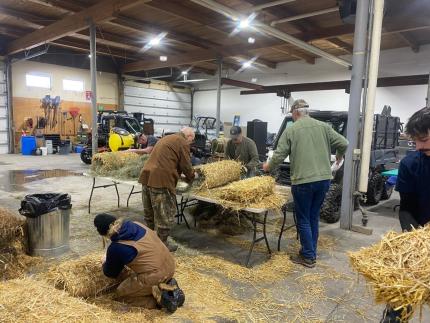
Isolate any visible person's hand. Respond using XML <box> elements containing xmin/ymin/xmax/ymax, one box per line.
<box><xmin>262</xmin><ymin>162</ymin><xmax>270</xmax><ymax>173</ymax></box>
<box><xmin>241</xmin><ymin>165</ymin><xmax>248</xmax><ymax>174</ymax></box>
<box><xmin>335</xmin><ymin>156</ymin><xmax>343</xmax><ymax>165</ymax></box>
<box><xmin>101</xmin><ymin>256</ymin><xmax>106</xmax><ymax>265</ymax></box>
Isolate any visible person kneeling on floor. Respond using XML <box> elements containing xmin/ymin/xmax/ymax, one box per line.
<box><xmin>94</xmin><ymin>213</ymin><xmax>185</xmax><ymax>313</ymax></box>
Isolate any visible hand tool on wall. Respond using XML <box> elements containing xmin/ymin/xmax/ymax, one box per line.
<box><xmin>41</xmin><ymin>95</ymin><xmax>50</xmax><ymax>121</ymax></box>
<box><xmin>51</xmin><ymin>96</ymin><xmax>61</xmax><ymax>129</ymax></box>
<box><xmin>62</xmin><ymin>111</ymin><xmax>68</xmax><ymax>136</ymax></box>
<box><xmin>69</xmin><ymin>107</ymin><xmax>80</xmax><ymax>136</ymax></box>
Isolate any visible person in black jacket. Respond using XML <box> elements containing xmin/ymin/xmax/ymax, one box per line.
<box><xmin>381</xmin><ymin>107</ymin><xmax>430</xmax><ymax>322</ymax></box>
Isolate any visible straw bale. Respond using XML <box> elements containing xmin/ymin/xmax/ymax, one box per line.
<box><xmin>44</xmin><ymin>252</ymin><xmax>117</xmax><ymax>298</ymax></box>
<box><xmin>0</xmin><ymin>239</ymin><xmax>41</xmax><ymax>280</ymax></box>
<box><xmin>196</xmin><ymin>160</ymin><xmax>242</xmax><ymax>189</ymax></box>
<box><xmin>198</xmin><ymin>176</ymin><xmax>287</xmax><ymax>210</ymax></box>
<box><xmin>349</xmin><ymin>225</ymin><xmax>430</xmax><ymax>321</ymax></box>
<box><xmin>91</xmin><ymin>151</ymin><xmax>140</xmax><ymax>177</ymax></box>
<box><xmin>0</xmin><ymin>207</ymin><xmax>25</xmax><ymax>246</ymax></box>
<box><xmin>116</xmin><ymin>154</ymin><xmax>149</xmax><ymax>180</ymax></box>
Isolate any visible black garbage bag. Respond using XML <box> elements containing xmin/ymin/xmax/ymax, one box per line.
<box><xmin>19</xmin><ymin>193</ymin><xmax>72</xmax><ymax>218</ymax></box>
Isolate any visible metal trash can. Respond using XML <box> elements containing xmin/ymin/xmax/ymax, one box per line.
<box><xmin>19</xmin><ymin>193</ymin><xmax>72</xmax><ymax>257</ymax></box>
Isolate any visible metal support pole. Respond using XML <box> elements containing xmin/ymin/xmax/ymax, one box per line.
<box><xmin>215</xmin><ymin>57</ymin><xmax>222</xmax><ymax>138</ymax></box>
<box><xmin>340</xmin><ymin>0</ymin><xmax>370</xmax><ymax>230</ymax></box>
<box><xmin>358</xmin><ymin>0</ymin><xmax>385</xmax><ymax>193</ymax></box>
<box><xmin>90</xmin><ymin>21</ymin><xmax>98</xmax><ymax>155</ymax></box>
<box><xmin>5</xmin><ymin>58</ymin><xmax>14</xmax><ymax>154</ymax></box>
<box><xmin>426</xmin><ymin>72</ymin><xmax>430</xmax><ymax>108</ymax></box>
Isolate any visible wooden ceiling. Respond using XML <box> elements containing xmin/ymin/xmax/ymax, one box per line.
<box><xmin>0</xmin><ymin>0</ymin><xmax>429</xmax><ymax>75</ymax></box>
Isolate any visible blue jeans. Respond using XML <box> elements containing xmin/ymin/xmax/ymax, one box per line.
<box><xmin>291</xmin><ymin>180</ymin><xmax>330</xmax><ymax>260</ymax></box>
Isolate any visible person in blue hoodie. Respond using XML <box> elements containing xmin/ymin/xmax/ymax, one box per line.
<box><xmin>94</xmin><ymin>213</ymin><xmax>183</xmax><ymax>312</ymax></box>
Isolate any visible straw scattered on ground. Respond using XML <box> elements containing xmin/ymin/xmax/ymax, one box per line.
<box><xmin>195</xmin><ymin>160</ymin><xmax>242</xmax><ymax>189</ymax></box>
<box><xmin>0</xmin><ymin>207</ymin><xmax>41</xmax><ymax>280</ymax></box>
<box><xmin>0</xmin><ymin>207</ymin><xmax>25</xmax><ymax>244</ymax></box>
<box><xmin>43</xmin><ymin>251</ymin><xmax>117</xmax><ymax>298</ymax></box>
<box><xmin>349</xmin><ymin>225</ymin><xmax>430</xmax><ymax>321</ymax></box>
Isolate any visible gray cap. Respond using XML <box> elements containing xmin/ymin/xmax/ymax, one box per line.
<box><xmin>290</xmin><ymin>99</ymin><xmax>309</xmax><ymax>112</ymax></box>
<box><xmin>230</xmin><ymin>126</ymin><xmax>242</xmax><ymax>139</ymax></box>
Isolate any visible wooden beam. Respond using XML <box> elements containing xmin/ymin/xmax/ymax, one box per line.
<box><xmin>221</xmin><ymin>78</ymin><xmax>264</xmax><ymax>90</ymax></box>
<box><xmin>271</xmin><ymin>47</ymin><xmax>315</xmax><ymax>64</ymax></box>
<box><xmin>326</xmin><ymin>38</ymin><xmax>353</xmax><ymax>54</ymax></box>
<box><xmin>7</xmin><ymin>0</ymin><xmax>147</xmax><ymax>54</ymax></box>
<box><xmin>397</xmin><ymin>32</ymin><xmax>420</xmax><ymax>53</ymax></box>
<box><xmin>240</xmin><ymin>74</ymin><xmax>430</xmax><ymax>95</ymax></box>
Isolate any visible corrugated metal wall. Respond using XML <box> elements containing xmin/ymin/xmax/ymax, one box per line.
<box><xmin>0</xmin><ymin>60</ymin><xmax>8</xmax><ymax>154</ymax></box>
<box><xmin>123</xmin><ymin>81</ymin><xmax>191</xmax><ymax>133</ymax></box>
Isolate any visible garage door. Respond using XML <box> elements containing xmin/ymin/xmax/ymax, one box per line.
<box><xmin>0</xmin><ymin>60</ymin><xmax>8</xmax><ymax>154</ymax></box>
<box><xmin>123</xmin><ymin>81</ymin><xmax>192</xmax><ymax>134</ymax></box>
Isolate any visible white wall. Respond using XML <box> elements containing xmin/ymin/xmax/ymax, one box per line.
<box><xmin>12</xmin><ymin>60</ymin><xmax>118</xmax><ymax>105</ymax></box>
<box><xmin>193</xmin><ymin>45</ymin><xmax>430</xmax><ymax>133</ymax></box>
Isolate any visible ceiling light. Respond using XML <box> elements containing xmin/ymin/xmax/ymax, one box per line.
<box><xmin>238</xmin><ymin>18</ymin><xmax>250</xmax><ymax>29</ymax></box>
<box><xmin>248</xmin><ymin>37</ymin><xmax>255</xmax><ymax>44</ymax></box>
<box><xmin>149</xmin><ymin>37</ymin><xmax>161</xmax><ymax>46</ymax></box>
<box><xmin>251</xmin><ymin>77</ymin><xmax>257</xmax><ymax>83</ymax></box>
<box><xmin>181</xmin><ymin>71</ymin><xmax>188</xmax><ymax>75</ymax></box>
<box><xmin>242</xmin><ymin>61</ymin><xmax>252</xmax><ymax>68</ymax></box>
<box><xmin>159</xmin><ymin>56</ymin><xmax>167</xmax><ymax>62</ymax></box>
<box><xmin>88</xmin><ymin>54</ymin><xmax>91</xmax><ymax>58</ymax></box>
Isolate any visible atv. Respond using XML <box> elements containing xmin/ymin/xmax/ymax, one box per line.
<box><xmin>270</xmin><ymin>109</ymin><xmax>401</xmax><ymax>223</ymax></box>
<box><xmin>80</xmin><ymin>111</ymin><xmax>143</xmax><ymax>164</ymax></box>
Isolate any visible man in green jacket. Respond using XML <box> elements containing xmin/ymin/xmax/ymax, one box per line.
<box><xmin>225</xmin><ymin>126</ymin><xmax>259</xmax><ymax>177</ymax></box>
<box><xmin>263</xmin><ymin>99</ymin><xmax>348</xmax><ymax>268</ymax></box>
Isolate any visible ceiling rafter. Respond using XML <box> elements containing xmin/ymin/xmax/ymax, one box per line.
<box><xmin>6</xmin><ymin>0</ymin><xmax>147</xmax><ymax>55</ymax></box>
<box><xmin>271</xmin><ymin>46</ymin><xmax>315</xmax><ymax>64</ymax></box>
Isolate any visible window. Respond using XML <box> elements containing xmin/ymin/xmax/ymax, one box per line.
<box><xmin>63</xmin><ymin>79</ymin><xmax>84</xmax><ymax>92</ymax></box>
<box><xmin>26</xmin><ymin>74</ymin><xmax>51</xmax><ymax>88</ymax></box>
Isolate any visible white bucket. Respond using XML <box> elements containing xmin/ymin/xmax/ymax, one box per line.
<box><xmin>40</xmin><ymin>147</ymin><xmax>48</xmax><ymax>156</ymax></box>
<box><xmin>46</xmin><ymin>140</ymin><xmax>53</xmax><ymax>154</ymax></box>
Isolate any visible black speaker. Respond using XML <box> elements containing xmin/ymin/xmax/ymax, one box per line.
<box><xmin>247</xmin><ymin>121</ymin><xmax>268</xmax><ymax>162</ymax></box>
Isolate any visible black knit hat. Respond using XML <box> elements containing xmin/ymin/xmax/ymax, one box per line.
<box><xmin>94</xmin><ymin>213</ymin><xmax>117</xmax><ymax>236</ymax></box>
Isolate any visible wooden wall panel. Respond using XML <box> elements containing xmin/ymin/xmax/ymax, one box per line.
<box><xmin>12</xmin><ymin>97</ymin><xmax>116</xmax><ymax>150</ymax></box>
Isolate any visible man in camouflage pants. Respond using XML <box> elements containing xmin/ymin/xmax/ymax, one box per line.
<box><xmin>139</xmin><ymin>127</ymin><xmax>195</xmax><ymax>252</ymax></box>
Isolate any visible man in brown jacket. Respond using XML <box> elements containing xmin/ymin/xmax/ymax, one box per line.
<box><xmin>139</xmin><ymin>127</ymin><xmax>195</xmax><ymax>251</ymax></box>
<box><xmin>94</xmin><ymin>213</ymin><xmax>184</xmax><ymax>312</ymax></box>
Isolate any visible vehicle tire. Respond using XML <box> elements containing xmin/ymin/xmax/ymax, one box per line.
<box><xmin>381</xmin><ymin>183</ymin><xmax>394</xmax><ymax>200</ymax></box>
<box><xmin>320</xmin><ymin>183</ymin><xmax>343</xmax><ymax>223</ymax></box>
<box><xmin>366</xmin><ymin>173</ymin><xmax>384</xmax><ymax>205</ymax></box>
<box><xmin>80</xmin><ymin>148</ymin><xmax>92</xmax><ymax>164</ymax></box>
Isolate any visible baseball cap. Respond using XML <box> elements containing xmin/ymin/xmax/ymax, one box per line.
<box><xmin>290</xmin><ymin>99</ymin><xmax>309</xmax><ymax>113</ymax></box>
<box><xmin>230</xmin><ymin>126</ymin><xmax>242</xmax><ymax>139</ymax></box>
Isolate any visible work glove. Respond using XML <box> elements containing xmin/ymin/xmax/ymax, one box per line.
<box><xmin>241</xmin><ymin>165</ymin><xmax>248</xmax><ymax>174</ymax></box>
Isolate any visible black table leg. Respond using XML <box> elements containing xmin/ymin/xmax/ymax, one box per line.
<box><xmin>88</xmin><ymin>177</ymin><xmax>96</xmax><ymax>214</ymax></box>
<box><xmin>278</xmin><ymin>206</ymin><xmax>287</xmax><ymax>252</ymax></box>
<box><xmin>246</xmin><ymin>211</ymin><xmax>271</xmax><ymax>267</ymax></box>
<box><xmin>114</xmin><ymin>182</ymin><xmax>120</xmax><ymax>208</ymax></box>
<box><xmin>262</xmin><ymin>211</ymin><xmax>271</xmax><ymax>254</ymax></box>
<box><xmin>246</xmin><ymin>213</ymin><xmax>258</xmax><ymax>267</ymax></box>
<box><xmin>127</xmin><ymin>186</ymin><xmax>135</xmax><ymax>208</ymax></box>
<box><xmin>180</xmin><ymin>196</ymin><xmax>191</xmax><ymax>229</ymax></box>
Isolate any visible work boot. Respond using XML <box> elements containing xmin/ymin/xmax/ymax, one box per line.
<box><xmin>157</xmin><ymin>228</ymin><xmax>178</xmax><ymax>252</ymax></box>
<box><xmin>290</xmin><ymin>254</ymin><xmax>316</xmax><ymax>268</ymax></box>
<box><xmin>165</xmin><ymin>278</ymin><xmax>185</xmax><ymax>307</ymax></box>
<box><xmin>152</xmin><ymin>285</ymin><xmax>178</xmax><ymax>313</ymax></box>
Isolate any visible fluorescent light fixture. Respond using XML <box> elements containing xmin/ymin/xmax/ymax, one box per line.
<box><xmin>142</xmin><ymin>32</ymin><xmax>168</xmax><ymax>53</ymax></box>
<box><xmin>248</xmin><ymin>37</ymin><xmax>255</xmax><ymax>44</ymax></box>
<box><xmin>88</xmin><ymin>54</ymin><xmax>91</xmax><ymax>58</ymax></box>
<box><xmin>251</xmin><ymin>77</ymin><xmax>257</xmax><ymax>83</ymax></box>
<box><xmin>159</xmin><ymin>56</ymin><xmax>167</xmax><ymax>62</ymax></box>
<box><xmin>181</xmin><ymin>71</ymin><xmax>188</xmax><ymax>75</ymax></box>
<box><xmin>242</xmin><ymin>61</ymin><xmax>252</xmax><ymax>68</ymax></box>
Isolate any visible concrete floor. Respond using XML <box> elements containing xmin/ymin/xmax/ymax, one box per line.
<box><xmin>0</xmin><ymin>153</ymin><xmax>427</xmax><ymax>322</ymax></box>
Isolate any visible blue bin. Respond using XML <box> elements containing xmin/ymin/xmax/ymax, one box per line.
<box><xmin>21</xmin><ymin>136</ymin><xmax>37</xmax><ymax>155</ymax></box>
<box><xmin>75</xmin><ymin>145</ymin><xmax>84</xmax><ymax>153</ymax></box>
